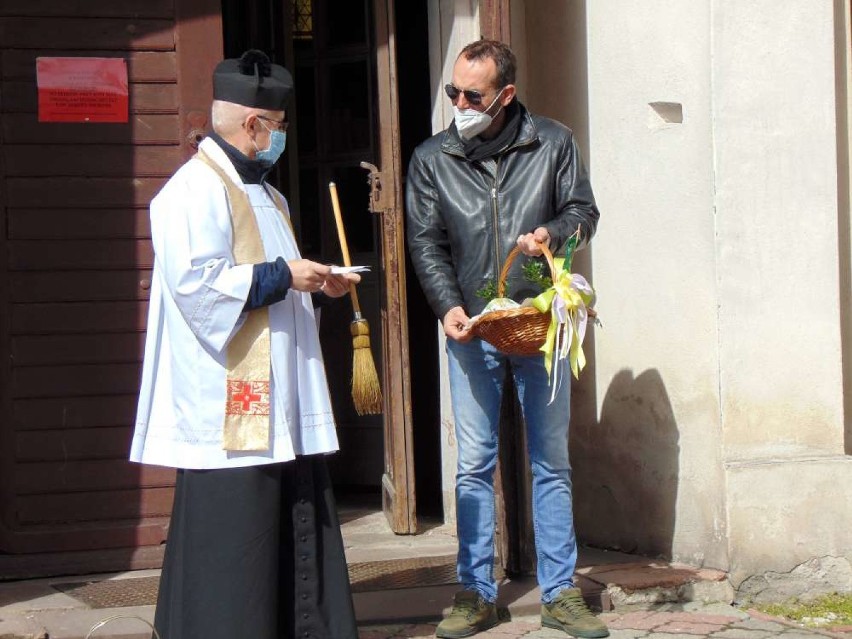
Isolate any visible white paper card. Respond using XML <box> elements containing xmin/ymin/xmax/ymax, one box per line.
<box><xmin>331</xmin><ymin>265</ymin><xmax>370</xmax><ymax>274</ymax></box>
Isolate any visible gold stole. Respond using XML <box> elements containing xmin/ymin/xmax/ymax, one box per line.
<box><xmin>195</xmin><ymin>149</ymin><xmax>280</xmax><ymax>451</ymax></box>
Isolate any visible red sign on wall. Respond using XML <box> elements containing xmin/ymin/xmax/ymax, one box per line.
<box><xmin>36</xmin><ymin>57</ymin><xmax>129</xmax><ymax>123</ymax></box>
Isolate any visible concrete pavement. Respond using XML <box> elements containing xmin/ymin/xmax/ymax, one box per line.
<box><xmin>1</xmin><ymin>556</ymin><xmax>849</xmax><ymax>639</ymax></box>
<box><xmin>1</xmin><ymin>510</ymin><xmax>848</xmax><ymax>639</ymax></box>
<box><xmin>360</xmin><ymin>603</ymin><xmax>852</xmax><ymax>639</ymax></box>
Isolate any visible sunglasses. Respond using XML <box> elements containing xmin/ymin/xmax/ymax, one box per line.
<box><xmin>257</xmin><ymin>114</ymin><xmax>289</xmax><ymax>132</ymax></box>
<box><xmin>444</xmin><ymin>83</ymin><xmax>488</xmax><ymax>106</ymax></box>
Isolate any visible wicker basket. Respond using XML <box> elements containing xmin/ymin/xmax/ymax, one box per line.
<box><xmin>470</xmin><ymin>244</ymin><xmax>557</xmax><ymax>356</ymax></box>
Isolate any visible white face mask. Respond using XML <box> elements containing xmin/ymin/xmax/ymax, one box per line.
<box><xmin>453</xmin><ymin>89</ymin><xmax>505</xmax><ymax>140</ymax></box>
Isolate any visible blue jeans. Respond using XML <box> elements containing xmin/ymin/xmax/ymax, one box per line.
<box><xmin>447</xmin><ymin>337</ymin><xmax>576</xmax><ymax>604</ymax></box>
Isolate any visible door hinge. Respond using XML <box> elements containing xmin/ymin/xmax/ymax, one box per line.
<box><xmin>360</xmin><ymin>161</ymin><xmax>383</xmax><ymax>214</ymax></box>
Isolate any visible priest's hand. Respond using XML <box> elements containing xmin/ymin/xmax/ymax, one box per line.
<box><xmin>321</xmin><ymin>272</ymin><xmax>361</xmax><ymax>298</ymax></box>
<box><xmin>288</xmin><ymin>259</ymin><xmax>332</xmax><ymax>293</ymax></box>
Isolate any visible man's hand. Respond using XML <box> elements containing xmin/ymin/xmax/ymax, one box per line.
<box><xmin>516</xmin><ymin>227</ymin><xmax>551</xmax><ymax>256</ymax></box>
<box><xmin>321</xmin><ymin>272</ymin><xmax>361</xmax><ymax>298</ymax></box>
<box><xmin>442</xmin><ymin>306</ymin><xmax>473</xmax><ymax>342</ymax></box>
<box><xmin>288</xmin><ymin>259</ymin><xmax>332</xmax><ymax>293</ymax></box>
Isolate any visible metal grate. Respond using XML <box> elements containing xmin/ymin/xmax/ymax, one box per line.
<box><xmin>53</xmin><ymin>554</ymin><xmax>474</xmax><ymax>608</ymax></box>
<box><xmin>348</xmin><ymin>554</ymin><xmax>463</xmax><ymax>593</ymax></box>
<box><xmin>54</xmin><ymin>576</ymin><xmax>160</xmax><ymax>609</ymax></box>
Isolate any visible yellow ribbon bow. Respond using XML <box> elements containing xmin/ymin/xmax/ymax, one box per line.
<box><xmin>531</xmin><ymin>258</ymin><xmax>596</xmax><ymax>389</ymax></box>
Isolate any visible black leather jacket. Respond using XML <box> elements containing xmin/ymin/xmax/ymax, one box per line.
<box><xmin>405</xmin><ymin>103</ymin><xmax>600</xmax><ymax>320</ymax></box>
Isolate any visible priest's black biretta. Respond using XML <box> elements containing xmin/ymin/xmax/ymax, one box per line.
<box><xmin>213</xmin><ymin>49</ymin><xmax>293</xmax><ymax>110</ymax></box>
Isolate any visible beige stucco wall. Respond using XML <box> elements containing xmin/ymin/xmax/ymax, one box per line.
<box><xmin>578</xmin><ymin>0</ymin><xmax>727</xmax><ymax>569</ymax></box>
<box><xmin>711</xmin><ymin>0</ymin><xmax>852</xmax><ymax>591</ymax></box>
<box><xmin>426</xmin><ymin>0</ymin><xmax>852</xmax><ymax>598</ymax></box>
<box><xmin>514</xmin><ymin>0</ymin><xmax>852</xmax><ymax>595</ymax></box>
<box><xmin>714</xmin><ymin>1</ymin><xmax>843</xmax><ymax>459</ymax></box>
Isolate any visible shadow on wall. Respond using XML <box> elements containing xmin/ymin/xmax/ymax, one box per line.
<box><xmin>518</xmin><ymin>0</ymin><xmax>679</xmax><ymax>561</ymax></box>
<box><xmin>572</xmin><ymin>368</ymin><xmax>679</xmax><ymax>559</ymax></box>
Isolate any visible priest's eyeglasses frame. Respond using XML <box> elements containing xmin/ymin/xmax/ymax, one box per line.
<box><xmin>257</xmin><ymin>114</ymin><xmax>289</xmax><ymax>132</ymax></box>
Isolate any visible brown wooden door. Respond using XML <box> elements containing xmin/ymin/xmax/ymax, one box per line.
<box><xmin>372</xmin><ymin>0</ymin><xmax>416</xmax><ymax>534</ymax></box>
<box><xmin>286</xmin><ymin>0</ymin><xmax>386</xmax><ymax>498</ymax></box>
<box><xmin>479</xmin><ymin>1</ymin><xmax>535</xmax><ymax>574</ymax></box>
<box><xmin>0</xmin><ymin>0</ymin><xmax>222</xmax><ymax>555</ymax></box>
<box><xmin>285</xmin><ymin>0</ymin><xmax>415</xmax><ymax>533</ymax></box>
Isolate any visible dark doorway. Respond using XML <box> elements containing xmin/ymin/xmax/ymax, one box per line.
<box><xmin>221</xmin><ymin>0</ymin><xmax>441</xmax><ymax>520</ymax></box>
<box><xmin>393</xmin><ymin>0</ymin><xmax>441</xmax><ymax>519</ymax></box>
<box><xmin>287</xmin><ymin>0</ymin><xmax>385</xmax><ymax>497</ymax></box>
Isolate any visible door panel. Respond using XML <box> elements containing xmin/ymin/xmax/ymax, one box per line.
<box><xmin>479</xmin><ymin>0</ymin><xmax>533</xmax><ymax>574</ymax></box>
<box><xmin>372</xmin><ymin>0</ymin><xmax>415</xmax><ymax>533</ymax></box>
<box><xmin>288</xmin><ymin>0</ymin><xmax>385</xmax><ymax>491</ymax></box>
<box><xmin>226</xmin><ymin>0</ymin><xmax>415</xmax><ymax>532</ymax></box>
<box><xmin>219</xmin><ymin>0</ymin><xmax>405</xmax><ymax>542</ymax></box>
<box><xmin>0</xmin><ymin>0</ymin><xmax>222</xmax><ymax>555</ymax></box>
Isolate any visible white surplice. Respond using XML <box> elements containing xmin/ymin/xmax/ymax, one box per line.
<box><xmin>130</xmin><ymin>137</ymin><xmax>339</xmax><ymax>469</ymax></box>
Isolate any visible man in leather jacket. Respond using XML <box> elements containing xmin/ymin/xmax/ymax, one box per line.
<box><xmin>405</xmin><ymin>40</ymin><xmax>607</xmax><ymax>639</ymax></box>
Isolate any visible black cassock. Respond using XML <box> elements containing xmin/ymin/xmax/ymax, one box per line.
<box><xmin>153</xmin><ymin>455</ymin><xmax>358</xmax><ymax>639</ymax></box>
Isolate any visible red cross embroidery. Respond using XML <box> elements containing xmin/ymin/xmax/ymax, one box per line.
<box><xmin>231</xmin><ymin>382</ymin><xmax>261</xmax><ymax>412</ymax></box>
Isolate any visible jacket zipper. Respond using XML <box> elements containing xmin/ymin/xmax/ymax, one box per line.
<box><xmin>441</xmin><ymin>123</ymin><xmax>538</xmax><ymax>299</ymax></box>
<box><xmin>491</xmin><ymin>156</ymin><xmax>502</xmax><ymax>293</ymax></box>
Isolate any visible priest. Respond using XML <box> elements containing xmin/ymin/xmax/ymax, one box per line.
<box><xmin>130</xmin><ymin>49</ymin><xmax>360</xmax><ymax>639</ymax></box>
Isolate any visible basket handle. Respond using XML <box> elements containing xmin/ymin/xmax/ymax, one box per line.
<box><xmin>497</xmin><ymin>241</ymin><xmax>557</xmax><ymax>298</ymax></box>
<box><xmin>86</xmin><ymin>615</ymin><xmax>162</xmax><ymax>639</ymax></box>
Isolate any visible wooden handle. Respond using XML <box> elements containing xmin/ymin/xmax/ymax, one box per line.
<box><xmin>497</xmin><ymin>242</ymin><xmax>556</xmax><ymax>298</ymax></box>
<box><xmin>329</xmin><ymin>182</ymin><xmax>352</xmax><ymax>267</ymax></box>
<box><xmin>497</xmin><ymin>242</ymin><xmax>597</xmax><ymax>318</ymax></box>
<box><xmin>328</xmin><ymin>182</ymin><xmax>362</xmax><ymax>313</ymax></box>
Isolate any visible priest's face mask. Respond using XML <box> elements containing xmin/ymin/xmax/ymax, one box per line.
<box><xmin>249</xmin><ymin>112</ymin><xmax>288</xmax><ymax>166</ymax></box>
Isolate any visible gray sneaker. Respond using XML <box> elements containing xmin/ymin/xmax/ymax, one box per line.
<box><xmin>435</xmin><ymin>590</ymin><xmax>499</xmax><ymax>638</ymax></box>
<box><xmin>541</xmin><ymin>588</ymin><xmax>610</xmax><ymax>638</ymax></box>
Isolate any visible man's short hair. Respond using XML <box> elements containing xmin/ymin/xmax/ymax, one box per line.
<box><xmin>459</xmin><ymin>39</ymin><xmax>516</xmax><ymax>89</ymax></box>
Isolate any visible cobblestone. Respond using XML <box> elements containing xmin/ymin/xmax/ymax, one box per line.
<box><xmin>709</xmin><ymin>628</ymin><xmax>774</xmax><ymax>639</ymax></box>
<box><xmin>729</xmin><ymin>619</ymin><xmax>791</xmax><ymax>633</ymax></box>
<box><xmin>355</xmin><ymin>605</ymin><xmax>838</xmax><ymax>639</ymax></box>
<box><xmin>606</xmin><ymin>629</ymin><xmax>651</xmax><ymax>639</ymax></box>
<box><xmin>485</xmin><ymin>620</ymin><xmax>541</xmax><ymax>635</ymax></box>
<box><xmin>653</xmin><ymin>621</ymin><xmax>730</xmax><ymax>635</ymax></box>
<box><xmin>394</xmin><ymin>623</ymin><xmax>439</xmax><ymax>637</ymax></box>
